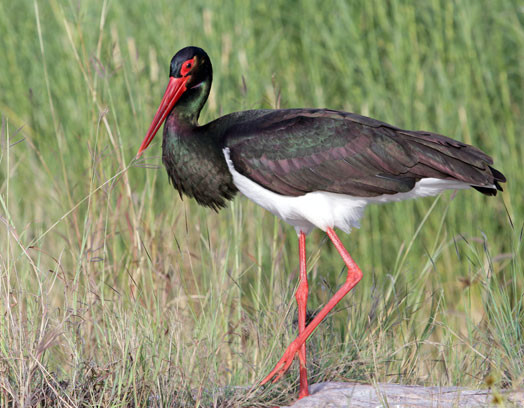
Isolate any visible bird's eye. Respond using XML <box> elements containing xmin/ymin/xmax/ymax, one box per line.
<box><xmin>180</xmin><ymin>57</ymin><xmax>195</xmax><ymax>76</ymax></box>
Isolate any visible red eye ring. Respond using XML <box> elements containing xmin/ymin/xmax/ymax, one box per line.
<box><xmin>180</xmin><ymin>57</ymin><xmax>196</xmax><ymax>76</ymax></box>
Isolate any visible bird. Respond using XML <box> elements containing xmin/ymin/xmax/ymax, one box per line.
<box><xmin>137</xmin><ymin>46</ymin><xmax>506</xmax><ymax>399</ymax></box>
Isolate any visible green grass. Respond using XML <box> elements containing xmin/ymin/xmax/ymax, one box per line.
<box><xmin>0</xmin><ymin>0</ymin><xmax>523</xmax><ymax>406</ymax></box>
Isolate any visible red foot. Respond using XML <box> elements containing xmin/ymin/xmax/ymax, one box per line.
<box><xmin>260</xmin><ymin>338</ymin><xmax>301</xmax><ymax>385</ymax></box>
<box><xmin>298</xmin><ymin>385</ymin><xmax>310</xmax><ymax>399</ymax></box>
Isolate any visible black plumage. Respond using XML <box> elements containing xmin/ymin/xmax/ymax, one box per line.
<box><xmin>221</xmin><ymin>108</ymin><xmax>505</xmax><ymax>198</ymax></box>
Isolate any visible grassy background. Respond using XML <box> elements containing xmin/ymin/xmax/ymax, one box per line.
<box><xmin>1</xmin><ymin>0</ymin><xmax>523</xmax><ymax>406</ymax></box>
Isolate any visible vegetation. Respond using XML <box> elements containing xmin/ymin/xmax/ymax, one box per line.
<box><xmin>0</xmin><ymin>0</ymin><xmax>522</xmax><ymax>406</ymax></box>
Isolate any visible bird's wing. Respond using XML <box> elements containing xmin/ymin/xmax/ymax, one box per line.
<box><xmin>223</xmin><ymin>109</ymin><xmax>504</xmax><ymax>197</ymax></box>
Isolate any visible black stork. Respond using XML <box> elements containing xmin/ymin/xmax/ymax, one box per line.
<box><xmin>137</xmin><ymin>46</ymin><xmax>506</xmax><ymax>399</ymax></box>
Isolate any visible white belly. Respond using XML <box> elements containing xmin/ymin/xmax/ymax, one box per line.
<box><xmin>223</xmin><ymin>148</ymin><xmax>472</xmax><ymax>235</ymax></box>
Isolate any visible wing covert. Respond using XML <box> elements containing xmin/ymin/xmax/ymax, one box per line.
<box><xmin>222</xmin><ymin>109</ymin><xmax>502</xmax><ymax>197</ymax></box>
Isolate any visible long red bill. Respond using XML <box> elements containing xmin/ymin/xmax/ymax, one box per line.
<box><xmin>137</xmin><ymin>76</ymin><xmax>190</xmax><ymax>158</ymax></box>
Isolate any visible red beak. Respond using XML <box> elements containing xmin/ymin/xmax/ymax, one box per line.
<box><xmin>137</xmin><ymin>76</ymin><xmax>190</xmax><ymax>158</ymax></box>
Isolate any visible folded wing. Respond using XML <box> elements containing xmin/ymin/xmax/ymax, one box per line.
<box><xmin>224</xmin><ymin>109</ymin><xmax>505</xmax><ymax>197</ymax></box>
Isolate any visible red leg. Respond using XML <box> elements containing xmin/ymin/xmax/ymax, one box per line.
<box><xmin>261</xmin><ymin>227</ymin><xmax>363</xmax><ymax>386</ymax></box>
<box><xmin>296</xmin><ymin>231</ymin><xmax>309</xmax><ymax>398</ymax></box>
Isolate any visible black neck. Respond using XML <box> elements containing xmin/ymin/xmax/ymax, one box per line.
<box><xmin>161</xmin><ymin>76</ymin><xmax>236</xmax><ymax>210</ymax></box>
<box><xmin>169</xmin><ymin>77</ymin><xmax>212</xmax><ymax>126</ymax></box>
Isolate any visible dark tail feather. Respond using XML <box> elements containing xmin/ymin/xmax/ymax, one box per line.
<box><xmin>401</xmin><ymin>131</ymin><xmax>507</xmax><ymax>197</ymax></box>
<box><xmin>472</xmin><ymin>185</ymin><xmax>498</xmax><ymax>196</ymax></box>
<box><xmin>490</xmin><ymin>166</ymin><xmax>506</xmax><ymax>184</ymax></box>
<box><xmin>472</xmin><ymin>166</ymin><xmax>506</xmax><ymax>196</ymax></box>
